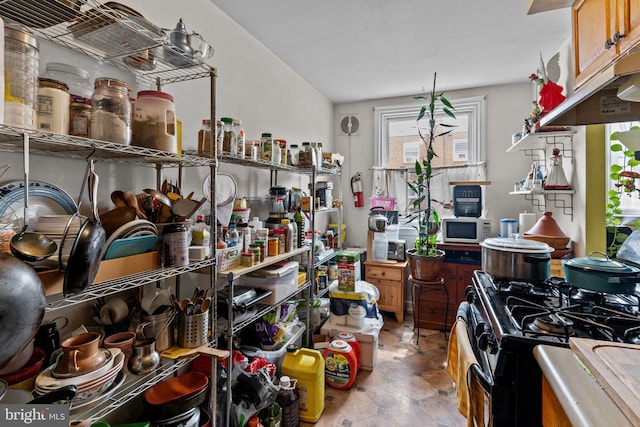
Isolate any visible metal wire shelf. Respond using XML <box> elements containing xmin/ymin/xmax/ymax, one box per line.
<box><xmin>2</xmin><ymin>0</ymin><xmax>215</xmax><ymax>86</ymax></box>
<box><xmin>45</xmin><ymin>258</ymin><xmax>215</xmax><ymax>311</ymax></box>
<box><xmin>0</xmin><ymin>125</ymin><xmax>215</xmax><ymax>167</ymax></box>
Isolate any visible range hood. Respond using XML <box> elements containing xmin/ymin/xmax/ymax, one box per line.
<box><xmin>541</xmin><ymin>50</ymin><xmax>640</xmax><ymax>126</ymax></box>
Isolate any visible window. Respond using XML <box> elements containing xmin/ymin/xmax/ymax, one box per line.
<box><xmin>607</xmin><ymin>121</ymin><xmax>640</xmax><ymax>215</ymax></box>
<box><xmin>374</xmin><ymin>96</ymin><xmax>487</xmax><ymax>216</ymax></box>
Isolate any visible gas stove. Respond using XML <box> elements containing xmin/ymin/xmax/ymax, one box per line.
<box><xmin>460</xmin><ymin>270</ymin><xmax>640</xmax><ymax>426</ymax></box>
<box><xmin>473</xmin><ymin>270</ymin><xmax>640</xmax><ymax>345</ymax></box>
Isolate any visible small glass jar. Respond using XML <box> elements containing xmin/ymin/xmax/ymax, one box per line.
<box><xmin>90</xmin><ymin>77</ymin><xmax>131</xmax><ymax>144</ymax></box>
<box><xmin>267</xmin><ymin>237</ymin><xmax>279</xmax><ymax>257</ymax></box>
<box><xmin>254</xmin><ymin>239</ymin><xmax>266</xmax><ymax>262</ymax></box>
<box><xmin>37</xmin><ymin>78</ymin><xmax>69</xmax><ymax>134</ymax></box>
<box><xmin>241</xmin><ymin>252</ymin><xmax>254</xmax><ymax>267</ymax></box>
<box><xmin>289</xmin><ymin>144</ymin><xmax>299</xmax><ymax>165</ymax></box>
<box><xmin>69</xmin><ymin>99</ymin><xmax>91</xmax><ymax>137</ymax></box>
<box><xmin>248</xmin><ymin>244</ymin><xmax>261</xmax><ymax>264</ymax></box>
<box><xmin>221</xmin><ymin>117</ymin><xmax>235</xmax><ymax>153</ymax></box>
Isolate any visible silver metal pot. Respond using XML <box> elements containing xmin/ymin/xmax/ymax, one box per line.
<box><xmin>480</xmin><ymin>237</ymin><xmax>553</xmax><ymax>282</ymax></box>
<box><xmin>368</xmin><ymin>207</ymin><xmax>388</xmax><ymax>232</ymax></box>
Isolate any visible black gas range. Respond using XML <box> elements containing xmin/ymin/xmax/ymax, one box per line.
<box><xmin>461</xmin><ymin>270</ymin><xmax>640</xmax><ymax>427</ymax></box>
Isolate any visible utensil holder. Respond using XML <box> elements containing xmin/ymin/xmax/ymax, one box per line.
<box><xmin>177</xmin><ymin>310</ymin><xmax>208</xmax><ymax>348</ymax></box>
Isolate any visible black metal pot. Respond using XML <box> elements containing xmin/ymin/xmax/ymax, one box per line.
<box><xmin>480</xmin><ymin>237</ymin><xmax>553</xmax><ymax>282</ymax></box>
<box><xmin>563</xmin><ymin>251</ymin><xmax>640</xmax><ymax>294</ymax></box>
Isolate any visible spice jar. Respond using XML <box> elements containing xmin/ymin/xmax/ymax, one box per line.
<box><xmin>248</xmin><ymin>244</ymin><xmax>261</xmax><ymax>264</ymax></box>
<box><xmin>221</xmin><ymin>117</ymin><xmax>235</xmax><ymax>153</ymax></box>
<box><xmin>37</xmin><ymin>78</ymin><xmax>69</xmax><ymax>134</ymax></box>
<box><xmin>69</xmin><ymin>98</ymin><xmax>91</xmax><ymax>137</ymax></box>
<box><xmin>90</xmin><ymin>77</ymin><xmax>131</xmax><ymax>144</ymax></box>
<box><xmin>267</xmin><ymin>237</ymin><xmax>279</xmax><ymax>257</ymax></box>
<box><xmin>255</xmin><ymin>239</ymin><xmax>266</xmax><ymax>262</ymax></box>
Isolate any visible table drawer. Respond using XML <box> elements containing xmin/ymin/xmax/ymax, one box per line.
<box><xmin>366</xmin><ymin>267</ymin><xmax>402</xmax><ymax>282</ymax></box>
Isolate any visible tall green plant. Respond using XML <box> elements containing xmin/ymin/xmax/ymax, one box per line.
<box><xmin>407</xmin><ymin>73</ymin><xmax>456</xmax><ymax>255</ymax></box>
<box><xmin>607</xmin><ymin>128</ymin><xmax>640</xmax><ymax>256</ymax></box>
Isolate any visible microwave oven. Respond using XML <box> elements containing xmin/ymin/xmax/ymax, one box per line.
<box><xmin>387</xmin><ymin>239</ymin><xmax>406</xmax><ymax>261</ymax></box>
<box><xmin>441</xmin><ymin>217</ymin><xmax>492</xmax><ymax>243</ymax></box>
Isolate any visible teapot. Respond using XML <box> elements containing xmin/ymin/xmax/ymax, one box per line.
<box><xmin>368</xmin><ymin>207</ymin><xmax>388</xmax><ymax>232</ymax></box>
<box><xmin>165</xmin><ymin>19</ymin><xmax>214</xmax><ymax>66</ymax></box>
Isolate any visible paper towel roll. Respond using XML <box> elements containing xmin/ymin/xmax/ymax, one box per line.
<box><xmin>519</xmin><ymin>212</ymin><xmax>537</xmax><ymax>234</ymax></box>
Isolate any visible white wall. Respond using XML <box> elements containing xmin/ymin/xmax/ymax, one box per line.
<box><xmin>334</xmin><ymin>82</ymin><xmax>566</xmax><ymax>249</ymax></box>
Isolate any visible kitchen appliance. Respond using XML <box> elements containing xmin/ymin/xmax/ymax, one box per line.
<box><xmin>461</xmin><ymin>265</ymin><xmax>640</xmax><ymax>426</ymax></box>
<box><xmin>386</xmin><ymin>239</ymin><xmax>406</xmax><ymax>261</ymax></box>
<box><xmin>441</xmin><ymin>217</ymin><xmax>491</xmax><ymax>243</ymax></box>
<box><xmin>453</xmin><ymin>185</ymin><xmax>482</xmax><ymax>218</ymax></box>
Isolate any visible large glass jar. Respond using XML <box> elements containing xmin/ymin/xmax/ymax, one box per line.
<box><xmin>90</xmin><ymin>77</ymin><xmax>131</xmax><ymax>145</ymax></box>
<box><xmin>4</xmin><ymin>26</ymin><xmax>39</xmax><ymax>129</ymax></box>
<box><xmin>42</xmin><ymin>62</ymin><xmax>92</xmax><ymax>101</ymax></box>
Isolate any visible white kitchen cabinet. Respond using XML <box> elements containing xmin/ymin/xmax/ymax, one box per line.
<box><xmin>507</xmin><ymin>130</ymin><xmax>576</xmax><ymax>220</ymax></box>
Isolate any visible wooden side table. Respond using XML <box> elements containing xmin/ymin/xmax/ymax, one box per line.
<box><xmin>364</xmin><ymin>260</ymin><xmax>408</xmax><ymax>323</ymax></box>
<box><xmin>409</xmin><ymin>275</ymin><xmax>447</xmax><ymax>344</ymax></box>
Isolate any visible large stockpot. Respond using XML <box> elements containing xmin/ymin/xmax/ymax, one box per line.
<box><xmin>562</xmin><ymin>251</ymin><xmax>640</xmax><ymax>294</ymax></box>
<box><xmin>480</xmin><ymin>237</ymin><xmax>554</xmax><ymax>282</ymax></box>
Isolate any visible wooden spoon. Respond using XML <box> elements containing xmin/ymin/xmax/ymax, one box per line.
<box><xmin>110</xmin><ymin>190</ymin><xmax>126</xmax><ymax>208</ymax></box>
<box><xmin>122</xmin><ymin>191</ymin><xmax>147</xmax><ymax>220</ymax></box>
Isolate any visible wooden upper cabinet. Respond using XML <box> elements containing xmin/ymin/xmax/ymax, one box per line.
<box><xmin>573</xmin><ymin>0</ymin><xmax>619</xmax><ymax>88</ymax></box>
<box><xmin>619</xmin><ymin>0</ymin><xmax>640</xmax><ymax>51</ymax></box>
<box><xmin>573</xmin><ymin>0</ymin><xmax>640</xmax><ymax>88</ymax></box>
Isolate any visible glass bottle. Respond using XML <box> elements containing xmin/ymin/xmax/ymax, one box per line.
<box><xmin>234</xmin><ymin>118</ymin><xmax>245</xmax><ymax>157</ymax></box>
<box><xmin>221</xmin><ymin>117</ymin><xmax>235</xmax><ymax>153</ymax></box>
<box><xmin>294</xmin><ymin>208</ymin><xmax>305</xmax><ymax>248</ymax></box>
<box><xmin>197</xmin><ymin>119</ymin><xmax>212</xmax><ymax>157</ymax></box>
<box><xmin>90</xmin><ymin>77</ymin><xmax>131</xmax><ymax>144</ymax></box>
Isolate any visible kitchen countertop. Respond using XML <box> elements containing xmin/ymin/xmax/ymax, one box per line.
<box><xmin>534</xmin><ymin>345</ymin><xmax>634</xmax><ymax>427</ymax></box>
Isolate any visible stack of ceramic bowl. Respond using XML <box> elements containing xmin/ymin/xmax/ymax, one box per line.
<box><xmin>34</xmin><ymin>332</ymin><xmax>125</xmax><ymax>408</ymax></box>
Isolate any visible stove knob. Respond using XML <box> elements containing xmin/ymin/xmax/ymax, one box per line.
<box><xmin>477</xmin><ymin>332</ymin><xmax>492</xmax><ymax>351</ymax></box>
<box><xmin>474</xmin><ymin>322</ymin><xmax>486</xmax><ymax>337</ymax></box>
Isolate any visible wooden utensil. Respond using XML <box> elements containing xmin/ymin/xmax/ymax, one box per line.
<box><xmin>122</xmin><ymin>191</ymin><xmax>147</xmax><ymax>220</ymax></box>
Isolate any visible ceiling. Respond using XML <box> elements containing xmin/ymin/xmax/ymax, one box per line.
<box><xmin>209</xmin><ymin>0</ymin><xmax>572</xmax><ymax>104</ymax></box>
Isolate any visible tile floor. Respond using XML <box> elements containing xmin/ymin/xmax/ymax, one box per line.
<box><xmin>302</xmin><ymin>312</ymin><xmax>468</xmax><ymax>427</ymax></box>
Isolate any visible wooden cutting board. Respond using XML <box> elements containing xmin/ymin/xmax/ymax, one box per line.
<box><xmin>569</xmin><ymin>338</ymin><xmax>640</xmax><ymax>425</ymax></box>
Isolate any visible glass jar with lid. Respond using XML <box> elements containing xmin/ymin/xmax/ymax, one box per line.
<box><xmin>42</xmin><ymin>62</ymin><xmax>92</xmax><ymax>101</ymax></box>
<box><xmin>221</xmin><ymin>117</ymin><xmax>235</xmax><ymax>153</ymax></box>
<box><xmin>90</xmin><ymin>77</ymin><xmax>131</xmax><ymax>145</ymax></box>
<box><xmin>4</xmin><ymin>26</ymin><xmax>39</xmax><ymax>130</ymax></box>
<box><xmin>37</xmin><ymin>78</ymin><xmax>69</xmax><ymax>134</ymax></box>
<box><xmin>132</xmin><ymin>90</ymin><xmax>177</xmax><ymax>153</ymax></box>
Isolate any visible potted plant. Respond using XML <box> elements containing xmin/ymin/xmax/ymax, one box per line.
<box><xmin>606</xmin><ymin>128</ymin><xmax>640</xmax><ymax>257</ymax></box>
<box><xmin>406</xmin><ymin>73</ymin><xmax>456</xmax><ymax>281</ymax></box>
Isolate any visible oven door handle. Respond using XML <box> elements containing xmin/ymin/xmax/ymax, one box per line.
<box><xmin>469</xmin><ymin>363</ymin><xmax>492</xmax><ymax>393</ymax></box>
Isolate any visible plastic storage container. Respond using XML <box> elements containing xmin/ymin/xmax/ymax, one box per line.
<box><xmin>239</xmin><ymin>260</ymin><xmax>299</xmax><ymax>304</ymax></box>
<box><xmin>42</xmin><ymin>62</ymin><xmax>92</xmax><ymax>100</ymax></box>
<box><xmin>243</xmin><ymin>322</ymin><xmax>306</xmax><ymax>375</ymax></box>
<box><xmin>281</xmin><ymin>345</ymin><xmax>325</xmax><ymax>423</ymax></box>
<box><xmin>132</xmin><ymin>90</ymin><xmax>177</xmax><ymax>153</ymax></box>
<box><xmin>336</xmin><ymin>331</ymin><xmax>361</xmax><ymax>371</ymax></box>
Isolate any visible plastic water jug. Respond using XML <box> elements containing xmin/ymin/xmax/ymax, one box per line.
<box><xmin>281</xmin><ymin>345</ymin><xmax>325</xmax><ymax>423</ymax></box>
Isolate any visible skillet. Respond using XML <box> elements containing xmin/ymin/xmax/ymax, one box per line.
<box><xmin>61</xmin><ymin>159</ymin><xmax>106</xmax><ymax>297</ymax></box>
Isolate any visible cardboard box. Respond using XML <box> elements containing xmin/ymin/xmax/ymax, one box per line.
<box><xmin>321</xmin><ymin>314</ymin><xmax>383</xmax><ymax>371</ymax></box>
<box><xmin>335</xmin><ymin>250</ymin><xmax>361</xmax><ymax>264</ymax></box>
<box><xmin>39</xmin><ymin>251</ymin><xmax>161</xmax><ymax>296</ymax></box>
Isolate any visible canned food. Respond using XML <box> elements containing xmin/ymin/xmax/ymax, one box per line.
<box><xmin>162</xmin><ymin>223</ymin><xmax>189</xmax><ymax>267</ymax></box>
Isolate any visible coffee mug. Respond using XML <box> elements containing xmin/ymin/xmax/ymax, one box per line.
<box><xmin>57</xmin><ymin>332</ymin><xmax>104</xmax><ymax>374</ymax></box>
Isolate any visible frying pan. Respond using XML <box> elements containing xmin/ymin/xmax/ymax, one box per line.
<box><xmin>61</xmin><ymin>159</ymin><xmax>106</xmax><ymax>297</ymax></box>
<box><xmin>0</xmin><ymin>253</ymin><xmax>46</xmax><ymax>369</ymax></box>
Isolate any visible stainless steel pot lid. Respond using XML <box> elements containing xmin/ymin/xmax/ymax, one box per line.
<box><xmin>563</xmin><ymin>251</ymin><xmax>640</xmax><ymax>273</ymax></box>
<box><xmin>480</xmin><ymin>237</ymin><xmax>553</xmax><ymax>253</ymax></box>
